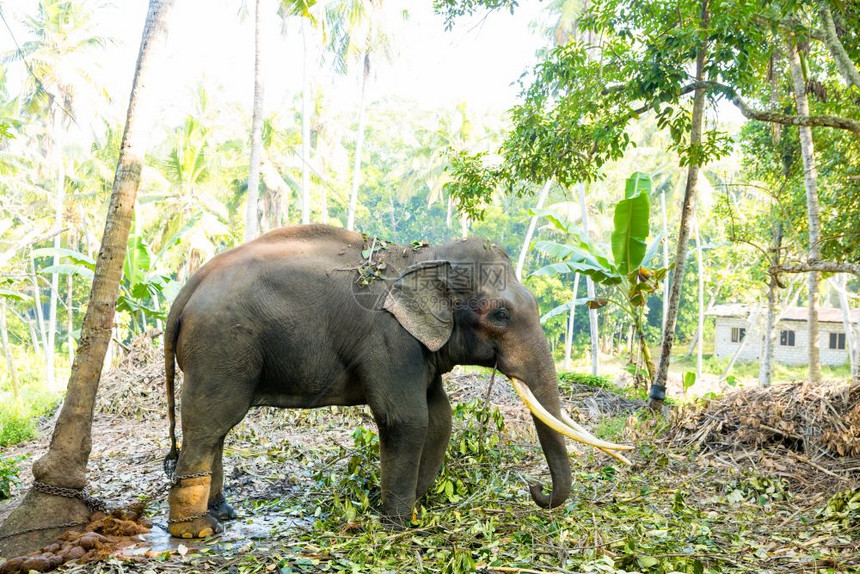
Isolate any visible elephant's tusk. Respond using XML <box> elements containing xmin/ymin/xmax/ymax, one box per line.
<box><xmin>560</xmin><ymin>411</ymin><xmax>633</xmax><ymax>465</ymax></box>
<box><xmin>510</xmin><ymin>378</ymin><xmax>634</xmax><ymax>455</ymax></box>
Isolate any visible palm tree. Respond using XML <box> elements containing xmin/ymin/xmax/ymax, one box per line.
<box><xmin>5</xmin><ymin>0</ymin><xmax>109</xmax><ymax>391</ymax></box>
<box><xmin>326</xmin><ymin>0</ymin><xmax>405</xmax><ymax>230</ymax></box>
<box><xmin>245</xmin><ymin>0</ymin><xmax>266</xmax><ymax>241</ymax></box>
<box><xmin>0</xmin><ymin>0</ymin><xmax>176</xmax><ymax>555</ymax></box>
<box><xmin>786</xmin><ymin>39</ymin><xmax>823</xmax><ymax>383</ymax></box>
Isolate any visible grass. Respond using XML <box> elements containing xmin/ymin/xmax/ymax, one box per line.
<box><xmin>0</xmin><ymin>387</ymin><xmax>61</xmax><ymax>447</ymax></box>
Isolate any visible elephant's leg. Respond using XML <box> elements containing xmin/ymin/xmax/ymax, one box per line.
<box><xmin>368</xmin><ymin>388</ymin><xmax>429</xmax><ymax>525</ymax></box>
<box><xmin>168</xmin><ymin>375</ymin><xmax>253</xmax><ymax>539</ymax></box>
<box><xmin>208</xmin><ymin>436</ymin><xmax>238</xmax><ymax>521</ymax></box>
<box><xmin>415</xmin><ymin>378</ymin><xmax>452</xmax><ymax>502</ymax></box>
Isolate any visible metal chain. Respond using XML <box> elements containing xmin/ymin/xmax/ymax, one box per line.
<box><xmin>170</xmin><ymin>470</ymin><xmax>212</xmax><ymax>486</ymax></box>
<box><xmin>0</xmin><ymin>520</ymin><xmax>89</xmax><ymax>542</ymax></box>
<box><xmin>33</xmin><ymin>481</ymin><xmax>108</xmax><ymax>514</ymax></box>
<box><xmin>166</xmin><ymin>513</ymin><xmax>210</xmax><ymax>524</ymax></box>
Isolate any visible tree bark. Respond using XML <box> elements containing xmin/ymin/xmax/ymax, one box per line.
<box><xmin>515</xmin><ymin>180</ymin><xmax>552</xmax><ymax>280</ymax></box>
<box><xmin>787</xmin><ymin>39</ymin><xmax>822</xmax><ymax>383</ymax></box>
<box><xmin>245</xmin><ymin>0</ymin><xmax>265</xmax><ymax>241</ymax></box>
<box><xmin>0</xmin><ymin>0</ymin><xmax>175</xmax><ymax>556</ymax></box>
<box><xmin>760</xmin><ymin>223</ymin><xmax>782</xmax><ymax>387</ymax></box>
<box><xmin>301</xmin><ymin>18</ymin><xmax>312</xmax><ymax>224</ymax></box>
<box><xmin>819</xmin><ymin>4</ymin><xmax>860</xmax><ymax>88</ymax></box>
<box><xmin>577</xmin><ymin>182</ymin><xmax>599</xmax><ymax>375</ymax></box>
<box><xmin>47</xmin><ymin>109</ymin><xmax>66</xmax><ymax>392</ymax></box>
<box><xmin>661</xmin><ymin>187</ymin><xmax>669</xmax><ymax>331</ymax></box>
<box><xmin>650</xmin><ymin>0</ymin><xmax>709</xmax><ymax>406</ymax></box>
<box><xmin>563</xmin><ymin>272</ymin><xmax>581</xmax><ymax>370</ymax></box>
<box><xmin>693</xmin><ymin>211</ymin><xmax>704</xmax><ymax>380</ymax></box>
<box><xmin>347</xmin><ymin>54</ymin><xmax>370</xmax><ymax>231</ymax></box>
<box><xmin>772</xmin><ymin>261</ymin><xmax>860</xmax><ymax>275</ymax></box>
<box><xmin>833</xmin><ymin>275</ymin><xmax>857</xmax><ymax>379</ymax></box>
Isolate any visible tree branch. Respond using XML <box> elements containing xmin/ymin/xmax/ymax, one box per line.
<box><xmin>771</xmin><ymin>262</ymin><xmax>860</xmax><ymax>276</ymax></box>
<box><xmin>690</xmin><ymin>81</ymin><xmax>860</xmax><ymax>136</ymax></box>
<box><xmin>819</xmin><ymin>5</ymin><xmax>860</xmax><ymax>88</ymax></box>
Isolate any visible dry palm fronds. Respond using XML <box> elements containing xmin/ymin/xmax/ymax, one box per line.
<box><xmin>667</xmin><ymin>380</ymin><xmax>860</xmax><ymax>460</ymax></box>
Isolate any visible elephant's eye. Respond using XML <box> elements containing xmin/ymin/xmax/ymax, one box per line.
<box><xmin>491</xmin><ymin>307</ymin><xmax>511</xmax><ymax>323</ymax></box>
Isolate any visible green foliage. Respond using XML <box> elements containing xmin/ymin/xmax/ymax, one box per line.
<box><xmin>0</xmin><ymin>455</ymin><xmax>26</xmax><ymax>499</ymax></box>
<box><xmin>818</xmin><ymin>488</ymin><xmax>860</xmax><ymax>526</ymax></box>
<box><xmin>558</xmin><ymin>371</ymin><xmax>614</xmax><ymax>391</ymax></box>
<box><xmin>0</xmin><ymin>391</ymin><xmax>59</xmax><ymax>447</ymax></box>
<box><xmin>724</xmin><ymin>475</ymin><xmax>792</xmax><ymax>506</ymax></box>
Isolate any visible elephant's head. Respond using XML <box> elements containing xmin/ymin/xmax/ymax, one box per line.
<box><xmin>383</xmin><ymin>239</ymin><xmax>631</xmax><ymax>509</ymax></box>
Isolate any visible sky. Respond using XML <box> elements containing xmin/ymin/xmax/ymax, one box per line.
<box><xmin>0</xmin><ymin>0</ymin><xmax>552</xmax><ymax>145</ymax></box>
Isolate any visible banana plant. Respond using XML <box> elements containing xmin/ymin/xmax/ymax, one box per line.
<box><xmin>532</xmin><ymin>172</ymin><xmax>670</xmax><ymax>383</ymax></box>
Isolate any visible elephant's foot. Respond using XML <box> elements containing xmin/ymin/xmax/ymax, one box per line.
<box><xmin>168</xmin><ymin>474</ymin><xmax>222</xmax><ymax>538</ymax></box>
<box><xmin>208</xmin><ymin>493</ymin><xmax>238</xmax><ymax>521</ymax></box>
<box><xmin>167</xmin><ymin>513</ymin><xmax>223</xmax><ymax>539</ymax></box>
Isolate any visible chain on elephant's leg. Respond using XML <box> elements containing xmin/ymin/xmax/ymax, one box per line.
<box><xmin>167</xmin><ymin>474</ymin><xmax>223</xmax><ymax>539</ymax></box>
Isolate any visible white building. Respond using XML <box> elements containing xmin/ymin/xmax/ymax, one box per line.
<box><xmin>711</xmin><ymin>304</ymin><xmax>860</xmax><ymax>366</ymax></box>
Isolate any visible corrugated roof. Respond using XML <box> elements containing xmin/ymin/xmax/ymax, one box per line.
<box><xmin>708</xmin><ymin>304</ymin><xmax>860</xmax><ymax>323</ymax></box>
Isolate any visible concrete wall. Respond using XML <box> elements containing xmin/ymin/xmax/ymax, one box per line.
<box><xmin>714</xmin><ymin>318</ymin><xmax>851</xmax><ymax>367</ymax></box>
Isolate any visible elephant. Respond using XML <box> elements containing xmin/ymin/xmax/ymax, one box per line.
<box><xmin>162</xmin><ymin>224</ymin><xmax>631</xmax><ymax>538</ymax></box>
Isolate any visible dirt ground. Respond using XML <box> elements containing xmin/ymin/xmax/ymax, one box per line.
<box><xmin>1</xmin><ymin>341</ymin><xmax>858</xmax><ymax>573</ymax></box>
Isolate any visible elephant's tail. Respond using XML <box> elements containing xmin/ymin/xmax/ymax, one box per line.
<box><xmin>163</xmin><ymin>309</ymin><xmax>180</xmax><ymax>480</ymax></box>
<box><xmin>163</xmin><ymin>274</ymin><xmax>200</xmax><ymax>480</ymax></box>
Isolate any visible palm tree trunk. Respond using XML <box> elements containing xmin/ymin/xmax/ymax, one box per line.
<box><xmin>0</xmin><ymin>299</ymin><xmax>19</xmax><ymax>400</ymax></box>
<box><xmin>833</xmin><ymin>275</ymin><xmax>857</xmax><ymax>378</ymax></box>
<box><xmin>650</xmin><ymin>0</ymin><xmax>709</xmax><ymax>406</ymax></box>
<box><xmin>301</xmin><ymin>18</ymin><xmax>312</xmax><ymax>224</ymax></box>
<box><xmin>760</xmin><ymin>222</ymin><xmax>782</xmax><ymax>387</ymax></box>
<box><xmin>661</xmin><ymin>187</ymin><xmax>669</xmax><ymax>331</ymax></box>
<box><xmin>515</xmin><ymin>180</ymin><xmax>552</xmax><ymax>280</ymax></box>
<box><xmin>693</xmin><ymin>211</ymin><xmax>704</xmax><ymax>380</ymax></box>
<box><xmin>347</xmin><ymin>55</ymin><xmax>370</xmax><ymax>231</ymax></box>
<box><xmin>0</xmin><ymin>0</ymin><xmax>176</xmax><ymax>556</ymax></box>
<box><xmin>577</xmin><ymin>183</ymin><xmax>599</xmax><ymax>375</ymax></box>
<box><xmin>245</xmin><ymin>0</ymin><xmax>265</xmax><ymax>241</ymax></box>
<box><xmin>563</xmin><ymin>273</ymin><xmax>581</xmax><ymax>370</ymax></box>
<box><xmin>786</xmin><ymin>40</ymin><xmax>822</xmax><ymax>383</ymax></box>
<box><xmin>67</xmin><ymin>273</ymin><xmax>74</xmax><ymax>367</ymax></box>
<box><xmin>30</xmin><ymin>257</ymin><xmax>49</xmax><ymax>375</ymax></box>
<box><xmin>47</xmin><ymin>110</ymin><xmax>66</xmax><ymax>392</ymax></box>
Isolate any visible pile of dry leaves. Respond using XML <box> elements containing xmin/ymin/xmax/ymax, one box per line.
<box><xmin>665</xmin><ymin>379</ymin><xmax>860</xmax><ymax>492</ymax></box>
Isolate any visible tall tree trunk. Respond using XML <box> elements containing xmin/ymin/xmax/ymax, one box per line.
<box><xmin>760</xmin><ymin>223</ymin><xmax>782</xmax><ymax>387</ymax></box>
<box><xmin>0</xmin><ymin>0</ymin><xmax>175</xmax><ymax>556</ymax></box>
<box><xmin>693</xmin><ymin>211</ymin><xmax>704</xmax><ymax>380</ymax></box>
<box><xmin>30</xmin><ymin>257</ymin><xmax>49</xmax><ymax>373</ymax></box>
<box><xmin>245</xmin><ymin>0</ymin><xmax>265</xmax><ymax>241</ymax></box>
<box><xmin>787</xmin><ymin>40</ymin><xmax>822</xmax><ymax>383</ymax></box>
<box><xmin>819</xmin><ymin>5</ymin><xmax>860</xmax><ymax>88</ymax></box>
<box><xmin>0</xmin><ymin>299</ymin><xmax>19</xmax><ymax>400</ymax></box>
<box><xmin>515</xmin><ymin>180</ymin><xmax>552</xmax><ymax>280</ymax></box>
<box><xmin>577</xmin><ymin>183</ymin><xmax>599</xmax><ymax>375</ymax></box>
<box><xmin>661</xmin><ymin>187</ymin><xmax>669</xmax><ymax>331</ymax></box>
<box><xmin>67</xmin><ymin>274</ymin><xmax>74</xmax><ymax>367</ymax></box>
<box><xmin>47</xmin><ymin>110</ymin><xmax>66</xmax><ymax>392</ymax></box>
<box><xmin>563</xmin><ymin>273</ymin><xmax>581</xmax><ymax>370</ymax></box>
<box><xmin>650</xmin><ymin>0</ymin><xmax>710</xmax><ymax>406</ymax></box>
<box><xmin>346</xmin><ymin>55</ymin><xmax>370</xmax><ymax>231</ymax></box>
<box><xmin>833</xmin><ymin>275</ymin><xmax>857</xmax><ymax>378</ymax></box>
<box><xmin>446</xmin><ymin>195</ymin><xmax>453</xmax><ymax>228</ymax></box>
<box><xmin>301</xmin><ymin>18</ymin><xmax>312</xmax><ymax>224</ymax></box>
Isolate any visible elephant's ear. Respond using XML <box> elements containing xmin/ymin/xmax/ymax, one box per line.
<box><xmin>383</xmin><ymin>261</ymin><xmax>453</xmax><ymax>352</ymax></box>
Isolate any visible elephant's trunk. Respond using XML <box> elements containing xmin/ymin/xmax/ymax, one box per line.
<box><xmin>509</xmin><ymin>337</ymin><xmax>632</xmax><ymax>508</ymax></box>
<box><xmin>521</xmin><ymin>366</ymin><xmax>573</xmax><ymax>509</ymax></box>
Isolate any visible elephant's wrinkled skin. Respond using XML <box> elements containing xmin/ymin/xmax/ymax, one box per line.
<box><xmin>164</xmin><ymin>224</ymin><xmax>572</xmax><ymax>538</ymax></box>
